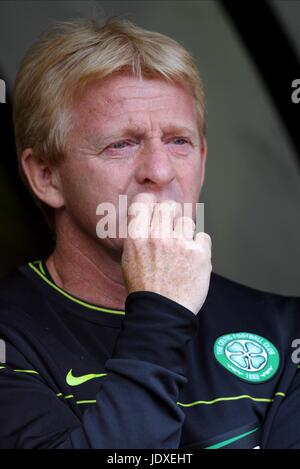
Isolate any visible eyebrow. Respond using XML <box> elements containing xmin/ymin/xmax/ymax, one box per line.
<box><xmin>164</xmin><ymin>125</ymin><xmax>198</xmax><ymax>137</ymax></box>
<box><xmin>84</xmin><ymin>124</ymin><xmax>198</xmax><ymax>148</ymax></box>
<box><xmin>85</xmin><ymin>125</ymin><xmax>143</xmax><ymax>146</ymax></box>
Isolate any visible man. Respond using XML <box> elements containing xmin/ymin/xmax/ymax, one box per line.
<box><xmin>0</xmin><ymin>17</ymin><xmax>299</xmax><ymax>449</ymax></box>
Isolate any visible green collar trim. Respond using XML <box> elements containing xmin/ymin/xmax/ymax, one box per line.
<box><xmin>28</xmin><ymin>261</ymin><xmax>125</xmax><ymax>316</ymax></box>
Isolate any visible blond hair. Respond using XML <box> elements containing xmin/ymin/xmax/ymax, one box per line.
<box><xmin>13</xmin><ymin>17</ymin><xmax>206</xmax><ymax>216</ymax></box>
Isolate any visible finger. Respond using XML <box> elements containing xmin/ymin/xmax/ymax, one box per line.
<box><xmin>130</xmin><ymin>192</ymin><xmax>157</xmax><ymax>207</ymax></box>
<box><xmin>150</xmin><ymin>200</ymin><xmax>181</xmax><ymax>239</ymax></box>
<box><xmin>127</xmin><ymin>193</ymin><xmax>156</xmax><ymax>238</ymax></box>
<box><xmin>173</xmin><ymin>216</ymin><xmax>195</xmax><ymax>240</ymax></box>
<box><xmin>195</xmin><ymin>231</ymin><xmax>212</xmax><ymax>248</ymax></box>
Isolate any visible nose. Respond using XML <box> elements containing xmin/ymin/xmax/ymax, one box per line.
<box><xmin>135</xmin><ymin>138</ymin><xmax>176</xmax><ymax>189</ymax></box>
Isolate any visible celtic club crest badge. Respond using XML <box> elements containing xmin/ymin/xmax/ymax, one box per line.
<box><xmin>214</xmin><ymin>332</ymin><xmax>280</xmax><ymax>383</ymax></box>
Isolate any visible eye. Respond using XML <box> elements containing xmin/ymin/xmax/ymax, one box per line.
<box><xmin>109</xmin><ymin>141</ymin><xmax>130</xmax><ymax>149</ymax></box>
<box><xmin>103</xmin><ymin>139</ymin><xmax>139</xmax><ymax>157</ymax></box>
<box><xmin>107</xmin><ymin>139</ymin><xmax>140</xmax><ymax>150</ymax></box>
<box><xmin>171</xmin><ymin>137</ymin><xmax>190</xmax><ymax>145</ymax></box>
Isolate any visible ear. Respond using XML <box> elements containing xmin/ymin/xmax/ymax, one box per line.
<box><xmin>21</xmin><ymin>148</ymin><xmax>65</xmax><ymax>209</ymax></box>
<box><xmin>199</xmin><ymin>136</ymin><xmax>207</xmax><ymax>190</ymax></box>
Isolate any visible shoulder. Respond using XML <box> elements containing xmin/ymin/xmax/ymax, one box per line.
<box><xmin>0</xmin><ymin>264</ymin><xmax>38</xmax><ymax>305</ymax></box>
<box><xmin>206</xmin><ymin>271</ymin><xmax>299</xmax><ymax>319</ymax></box>
<box><xmin>208</xmin><ymin>270</ymin><xmax>299</xmax><ymax>305</ymax></box>
<box><xmin>0</xmin><ymin>264</ymin><xmax>47</xmax><ymax>329</ymax></box>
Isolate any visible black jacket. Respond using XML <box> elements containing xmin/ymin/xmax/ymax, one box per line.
<box><xmin>0</xmin><ymin>260</ymin><xmax>299</xmax><ymax>449</ymax></box>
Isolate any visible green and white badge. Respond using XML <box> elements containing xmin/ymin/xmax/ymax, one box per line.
<box><xmin>214</xmin><ymin>332</ymin><xmax>280</xmax><ymax>383</ymax></box>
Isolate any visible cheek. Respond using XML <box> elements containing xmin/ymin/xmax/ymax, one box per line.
<box><xmin>192</xmin><ymin>167</ymin><xmax>203</xmax><ymax>194</ymax></box>
<box><xmin>61</xmin><ymin>160</ymin><xmax>130</xmax><ymax>224</ymax></box>
<box><xmin>177</xmin><ymin>159</ymin><xmax>202</xmax><ymax>196</ymax></box>
<box><xmin>59</xmin><ymin>163</ymin><xmax>100</xmax><ymax>229</ymax></box>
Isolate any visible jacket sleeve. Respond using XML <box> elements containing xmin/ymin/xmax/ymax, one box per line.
<box><xmin>0</xmin><ymin>291</ymin><xmax>198</xmax><ymax>449</ymax></box>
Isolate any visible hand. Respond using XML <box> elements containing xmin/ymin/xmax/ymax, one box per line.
<box><xmin>121</xmin><ymin>193</ymin><xmax>212</xmax><ymax>315</ymax></box>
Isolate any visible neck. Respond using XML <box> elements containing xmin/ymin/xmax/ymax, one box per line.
<box><xmin>46</xmin><ymin>213</ymin><xmax>127</xmax><ymax>311</ymax></box>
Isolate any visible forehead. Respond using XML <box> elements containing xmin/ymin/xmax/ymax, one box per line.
<box><xmin>71</xmin><ymin>74</ymin><xmax>198</xmax><ymax>128</ymax></box>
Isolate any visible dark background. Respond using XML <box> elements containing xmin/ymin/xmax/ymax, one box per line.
<box><xmin>0</xmin><ymin>0</ymin><xmax>300</xmax><ymax>295</ymax></box>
